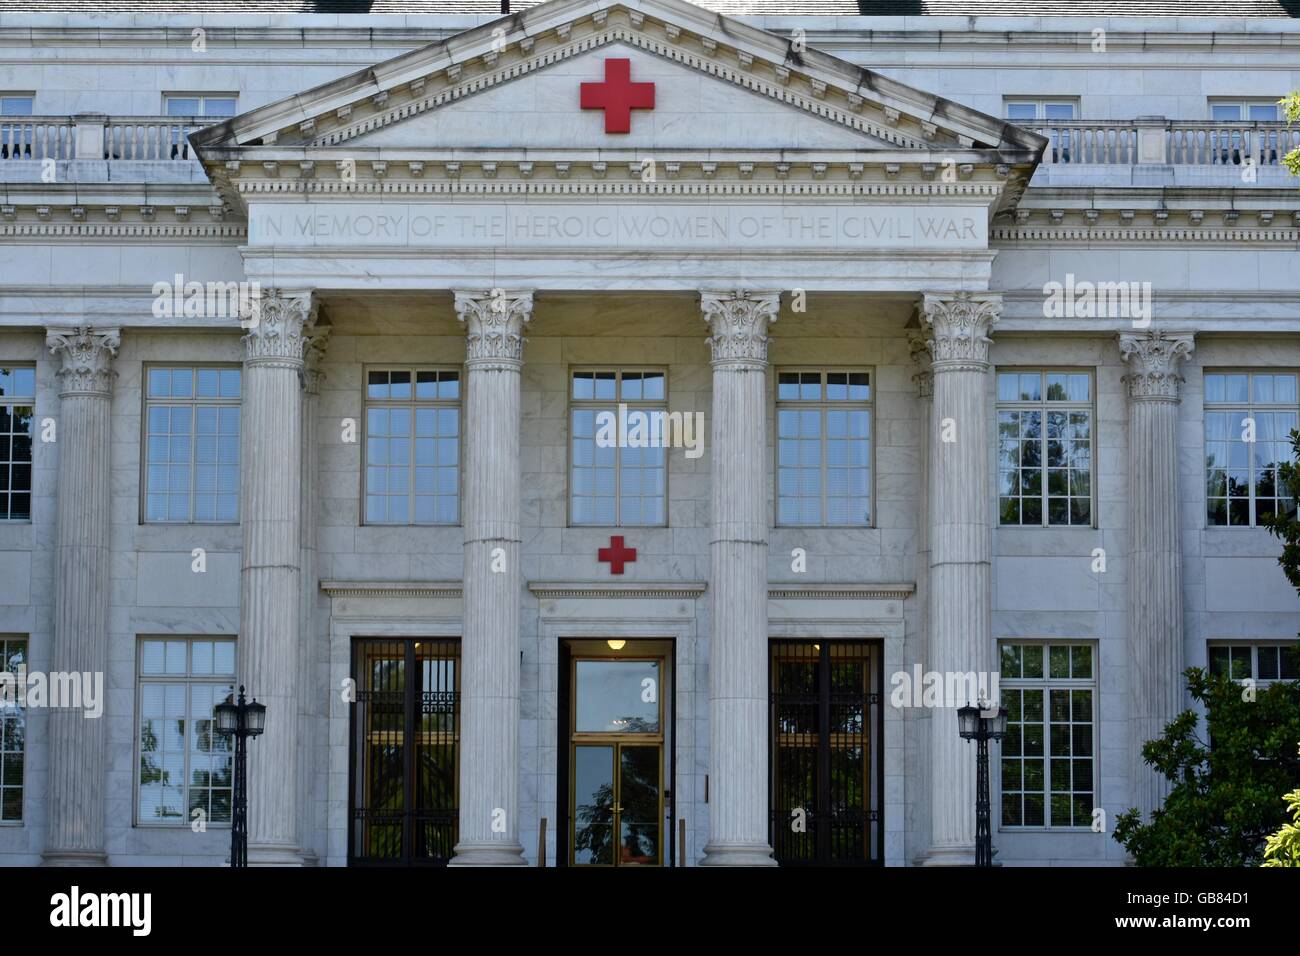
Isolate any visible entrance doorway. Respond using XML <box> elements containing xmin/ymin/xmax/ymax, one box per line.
<box><xmin>558</xmin><ymin>639</ymin><xmax>674</xmax><ymax>866</ymax></box>
<box><xmin>347</xmin><ymin>637</ymin><xmax>460</xmax><ymax>865</ymax></box>
<box><xmin>769</xmin><ymin>639</ymin><xmax>883</xmax><ymax>865</ymax></box>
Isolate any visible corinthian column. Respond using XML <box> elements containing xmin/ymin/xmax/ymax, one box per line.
<box><xmin>43</xmin><ymin>327</ymin><xmax>119</xmax><ymax>866</ymax></box>
<box><xmin>699</xmin><ymin>290</ymin><xmax>779</xmax><ymax>867</ymax></box>
<box><xmin>240</xmin><ymin>289</ymin><xmax>318</xmax><ymax>865</ymax></box>
<box><xmin>1119</xmin><ymin>331</ymin><xmax>1193</xmax><ymax>822</ymax></box>
<box><xmin>920</xmin><ymin>292</ymin><xmax>1000</xmax><ymax>866</ymax></box>
<box><xmin>449</xmin><ymin>290</ymin><xmax>532</xmax><ymax>866</ymax></box>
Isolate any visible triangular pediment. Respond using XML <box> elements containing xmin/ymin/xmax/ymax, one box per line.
<box><xmin>332</xmin><ymin>42</ymin><xmax>897</xmax><ymax>152</ymax></box>
<box><xmin>192</xmin><ymin>0</ymin><xmax>1043</xmax><ymax>162</ymax></box>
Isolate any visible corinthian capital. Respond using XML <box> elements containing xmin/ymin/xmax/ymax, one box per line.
<box><xmin>243</xmin><ymin>289</ymin><xmax>316</xmax><ymax>367</ymax></box>
<box><xmin>1119</xmin><ymin>331</ymin><xmax>1195</xmax><ymax>401</ymax></box>
<box><xmin>46</xmin><ymin>326</ymin><xmax>121</xmax><ymax>397</ymax></box>
<box><xmin>454</xmin><ymin>290</ymin><xmax>534</xmax><ymax>366</ymax></box>
<box><xmin>701</xmin><ymin>290</ymin><xmax>780</xmax><ymax>367</ymax></box>
<box><xmin>922</xmin><ymin>292</ymin><xmax>1001</xmax><ymax>370</ymax></box>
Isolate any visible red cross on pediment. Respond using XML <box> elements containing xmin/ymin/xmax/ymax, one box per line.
<box><xmin>580</xmin><ymin>58</ymin><xmax>655</xmax><ymax>134</ymax></box>
<box><xmin>598</xmin><ymin>535</ymin><xmax>637</xmax><ymax>574</ymax></box>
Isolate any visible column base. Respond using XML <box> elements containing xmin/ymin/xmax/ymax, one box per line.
<box><xmin>42</xmin><ymin>849</ymin><xmax>108</xmax><ymax>867</ymax></box>
<box><xmin>245</xmin><ymin>843</ymin><xmax>311</xmax><ymax>867</ymax></box>
<box><xmin>448</xmin><ymin>841</ymin><xmax>528</xmax><ymax>866</ymax></box>
<box><xmin>919</xmin><ymin>845</ymin><xmax>979</xmax><ymax>866</ymax></box>
<box><xmin>699</xmin><ymin>843</ymin><xmax>778</xmax><ymax>867</ymax></box>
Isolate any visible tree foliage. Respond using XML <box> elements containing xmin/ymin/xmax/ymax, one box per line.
<box><xmin>1113</xmin><ymin>667</ymin><xmax>1300</xmax><ymax>866</ymax></box>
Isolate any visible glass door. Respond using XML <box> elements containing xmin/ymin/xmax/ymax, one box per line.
<box><xmin>569</xmin><ymin>656</ymin><xmax>665</xmax><ymax>866</ymax></box>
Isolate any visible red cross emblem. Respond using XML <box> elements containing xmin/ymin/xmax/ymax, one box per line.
<box><xmin>597</xmin><ymin>535</ymin><xmax>637</xmax><ymax>574</ymax></box>
<box><xmin>580</xmin><ymin>58</ymin><xmax>655</xmax><ymax>134</ymax></box>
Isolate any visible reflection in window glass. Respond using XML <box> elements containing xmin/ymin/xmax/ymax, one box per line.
<box><xmin>1204</xmin><ymin>371</ymin><xmax>1298</xmax><ymax>527</ymax></box>
<box><xmin>575</xmin><ymin>660</ymin><xmax>660</xmax><ymax>733</ymax></box>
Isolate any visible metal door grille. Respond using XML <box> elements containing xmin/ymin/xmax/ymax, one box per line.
<box><xmin>769</xmin><ymin>640</ymin><xmax>882</xmax><ymax>865</ymax></box>
<box><xmin>348</xmin><ymin>638</ymin><xmax>460</xmax><ymax>866</ymax></box>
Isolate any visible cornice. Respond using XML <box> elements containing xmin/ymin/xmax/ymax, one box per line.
<box><xmin>529</xmin><ymin>581</ymin><xmax>707</xmax><ymax>600</ymax></box>
<box><xmin>228</xmin><ymin>170</ymin><xmax>1010</xmax><ymax>196</ymax></box>
<box><xmin>0</xmin><ymin>221</ymin><xmax>246</xmax><ymax>241</ymax></box>
<box><xmin>320</xmin><ymin>580</ymin><xmax>463</xmax><ymax>599</ymax></box>
<box><xmin>768</xmin><ymin>583</ymin><xmax>916</xmax><ymax>600</ymax></box>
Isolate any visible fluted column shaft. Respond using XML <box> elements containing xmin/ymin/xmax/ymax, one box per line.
<box><xmin>43</xmin><ymin>327</ymin><xmax>119</xmax><ymax>865</ymax></box>
<box><xmin>921</xmin><ymin>293</ymin><xmax>1000</xmax><ymax>866</ymax></box>
<box><xmin>240</xmin><ymin>290</ymin><xmax>316</xmax><ymax>865</ymax></box>
<box><xmin>296</xmin><ymin>330</ymin><xmax>327</xmax><ymax>864</ymax></box>
<box><xmin>449</xmin><ymin>290</ymin><xmax>532</xmax><ymax>866</ymax></box>
<box><xmin>909</xmin><ymin>330</ymin><xmax>934</xmax><ymax>856</ymax></box>
<box><xmin>700</xmin><ymin>290</ymin><xmax>779</xmax><ymax>867</ymax></box>
<box><xmin>1120</xmin><ymin>331</ymin><xmax>1194</xmax><ymax>821</ymax></box>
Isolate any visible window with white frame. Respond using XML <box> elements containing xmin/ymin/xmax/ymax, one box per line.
<box><xmin>136</xmin><ymin>637</ymin><xmax>235</xmax><ymax>825</ymax></box>
<box><xmin>0</xmin><ymin>367</ymin><xmax>34</xmax><ymax>521</ymax></box>
<box><xmin>1004</xmin><ymin>99</ymin><xmax>1078</xmax><ymax>122</ymax></box>
<box><xmin>1210</xmin><ymin>100</ymin><xmax>1281</xmax><ymax>122</ymax></box>
<box><xmin>999</xmin><ymin>641</ymin><xmax>1096</xmax><ymax>829</ymax></box>
<box><xmin>163</xmin><ymin>95</ymin><xmax>238</xmax><ymax>119</ymax></box>
<box><xmin>0</xmin><ymin>95</ymin><xmax>34</xmax><ymax>160</ymax></box>
<box><xmin>1208</xmin><ymin>100</ymin><xmax>1284</xmax><ymax>165</ymax></box>
<box><xmin>365</xmin><ymin>368</ymin><xmax>461</xmax><ymax>525</ymax></box>
<box><xmin>0</xmin><ymin>636</ymin><xmax>26</xmax><ymax>822</ymax></box>
<box><xmin>776</xmin><ymin>370</ymin><xmax>871</xmax><ymax>526</ymax></box>
<box><xmin>1204</xmin><ymin>371</ymin><xmax>1298</xmax><ymax>527</ymax></box>
<box><xmin>144</xmin><ymin>366</ymin><xmax>241</xmax><ymax>523</ymax></box>
<box><xmin>997</xmin><ymin>370</ymin><xmax>1094</xmax><ymax>527</ymax></box>
<box><xmin>1005</xmin><ymin>100</ymin><xmax>1078</xmax><ymax>163</ymax></box>
<box><xmin>1208</xmin><ymin>642</ymin><xmax>1299</xmax><ymax>684</ymax></box>
<box><xmin>570</xmin><ymin>369</ymin><xmax>667</xmax><ymax>526</ymax></box>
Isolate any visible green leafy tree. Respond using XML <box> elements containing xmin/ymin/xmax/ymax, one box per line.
<box><xmin>1284</xmin><ymin>92</ymin><xmax>1300</xmax><ymax>177</ymax></box>
<box><xmin>1262</xmin><ymin>745</ymin><xmax>1300</xmax><ymax>867</ymax></box>
<box><xmin>1113</xmin><ymin>667</ymin><xmax>1300</xmax><ymax>866</ymax></box>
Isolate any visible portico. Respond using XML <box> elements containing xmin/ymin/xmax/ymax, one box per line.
<box><xmin>183</xmin><ymin>0</ymin><xmax>1042</xmax><ymax>867</ymax></box>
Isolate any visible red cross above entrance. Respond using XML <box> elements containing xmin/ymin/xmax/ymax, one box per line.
<box><xmin>597</xmin><ymin>535</ymin><xmax>638</xmax><ymax>574</ymax></box>
<box><xmin>580</xmin><ymin>58</ymin><xmax>655</xmax><ymax>133</ymax></box>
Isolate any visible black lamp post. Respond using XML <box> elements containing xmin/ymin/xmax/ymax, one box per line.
<box><xmin>957</xmin><ymin>701</ymin><xmax>1008</xmax><ymax>868</ymax></box>
<box><xmin>214</xmin><ymin>685</ymin><xmax>267</xmax><ymax>868</ymax></box>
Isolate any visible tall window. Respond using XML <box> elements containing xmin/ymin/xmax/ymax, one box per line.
<box><xmin>570</xmin><ymin>369</ymin><xmax>666</xmax><ymax>526</ymax></box>
<box><xmin>1205</xmin><ymin>371</ymin><xmax>1298</xmax><ymax>527</ymax></box>
<box><xmin>999</xmin><ymin>642</ymin><xmax>1096</xmax><ymax>829</ymax></box>
<box><xmin>136</xmin><ymin>637</ymin><xmax>235</xmax><ymax>826</ymax></box>
<box><xmin>776</xmin><ymin>370</ymin><xmax>871</xmax><ymax>526</ymax></box>
<box><xmin>1208</xmin><ymin>642</ymin><xmax>1299</xmax><ymax>685</ymax></box>
<box><xmin>997</xmin><ymin>370</ymin><xmax>1093</xmax><ymax>527</ymax></box>
<box><xmin>0</xmin><ymin>636</ymin><xmax>26</xmax><ymax>822</ymax></box>
<box><xmin>144</xmin><ymin>366</ymin><xmax>241</xmax><ymax>523</ymax></box>
<box><xmin>364</xmin><ymin>368</ymin><xmax>460</xmax><ymax>525</ymax></box>
<box><xmin>0</xmin><ymin>367</ymin><xmax>34</xmax><ymax>521</ymax></box>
